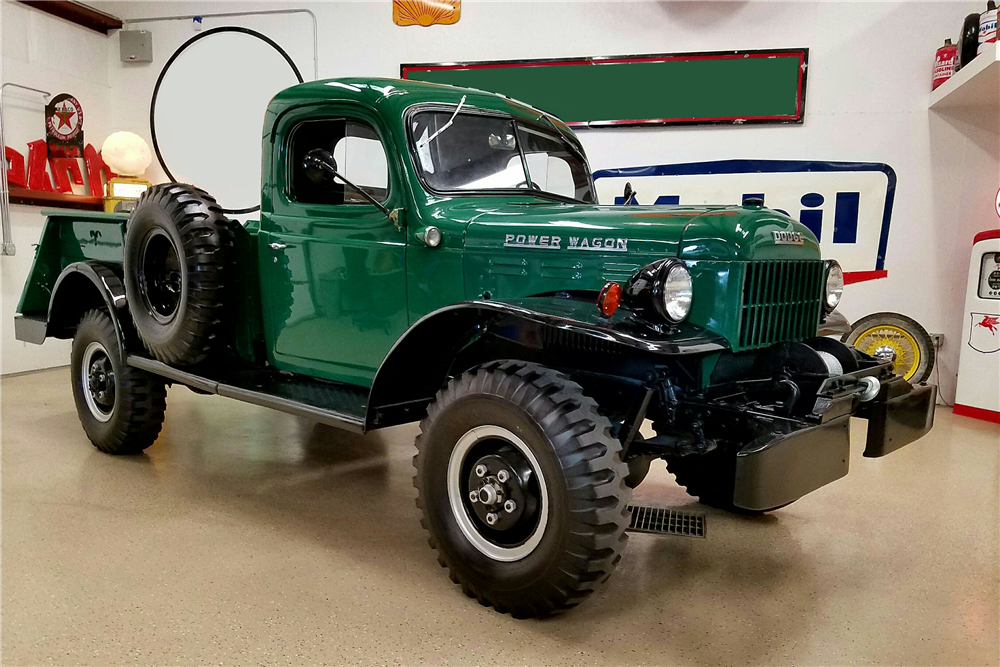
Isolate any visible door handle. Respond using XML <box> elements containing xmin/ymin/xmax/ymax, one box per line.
<box><xmin>268</xmin><ymin>242</ymin><xmax>287</xmax><ymax>250</ymax></box>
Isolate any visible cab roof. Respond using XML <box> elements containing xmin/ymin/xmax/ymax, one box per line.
<box><xmin>268</xmin><ymin>77</ymin><xmax>577</xmax><ymax>137</ymax></box>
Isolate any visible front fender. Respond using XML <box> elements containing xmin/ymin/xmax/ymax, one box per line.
<box><xmin>365</xmin><ymin>294</ymin><xmax>727</xmax><ymax>429</ymax></box>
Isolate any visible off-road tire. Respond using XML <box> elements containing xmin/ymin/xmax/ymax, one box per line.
<box><xmin>664</xmin><ymin>445</ymin><xmax>791</xmax><ymax>514</ymax></box>
<box><xmin>71</xmin><ymin>309</ymin><xmax>167</xmax><ymax>454</ymax></box>
<box><xmin>842</xmin><ymin>311</ymin><xmax>935</xmax><ymax>384</ymax></box>
<box><xmin>414</xmin><ymin>360</ymin><xmax>631</xmax><ymax>618</ymax></box>
<box><xmin>124</xmin><ymin>183</ymin><xmax>233</xmax><ymax>366</ymax></box>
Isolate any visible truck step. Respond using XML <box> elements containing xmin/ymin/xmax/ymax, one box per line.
<box><xmin>127</xmin><ymin>355</ymin><xmax>368</xmax><ymax>432</ymax></box>
<box><xmin>626</xmin><ymin>505</ymin><xmax>706</xmax><ymax>538</ymax></box>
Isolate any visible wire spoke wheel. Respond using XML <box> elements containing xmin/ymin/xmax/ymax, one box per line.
<box><xmin>854</xmin><ymin>324</ymin><xmax>920</xmax><ymax>380</ymax></box>
<box><xmin>843</xmin><ymin>312</ymin><xmax>935</xmax><ymax>384</ymax></box>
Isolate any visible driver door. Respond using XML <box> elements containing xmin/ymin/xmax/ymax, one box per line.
<box><xmin>260</xmin><ymin>106</ymin><xmax>408</xmax><ymax>386</ymax></box>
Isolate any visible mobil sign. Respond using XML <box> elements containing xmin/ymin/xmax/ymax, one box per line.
<box><xmin>593</xmin><ymin>160</ymin><xmax>896</xmax><ymax>285</ymax></box>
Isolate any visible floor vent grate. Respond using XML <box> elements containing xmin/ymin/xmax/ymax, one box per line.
<box><xmin>626</xmin><ymin>505</ymin><xmax>706</xmax><ymax>538</ymax></box>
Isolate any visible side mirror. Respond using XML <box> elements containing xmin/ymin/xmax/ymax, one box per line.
<box><xmin>303</xmin><ymin>148</ymin><xmax>339</xmax><ymax>184</ymax></box>
<box><xmin>622</xmin><ymin>182</ymin><xmax>636</xmax><ymax>206</ymax></box>
<box><xmin>301</xmin><ymin>147</ymin><xmax>393</xmax><ymax>221</ymax></box>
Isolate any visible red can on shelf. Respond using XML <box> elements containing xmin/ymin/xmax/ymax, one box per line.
<box><xmin>933</xmin><ymin>38</ymin><xmax>958</xmax><ymax>90</ymax></box>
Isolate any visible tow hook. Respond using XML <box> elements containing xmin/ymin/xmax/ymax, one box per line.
<box><xmin>856</xmin><ymin>376</ymin><xmax>881</xmax><ymax>402</ymax></box>
<box><xmin>776</xmin><ymin>378</ymin><xmax>801</xmax><ymax>415</ymax></box>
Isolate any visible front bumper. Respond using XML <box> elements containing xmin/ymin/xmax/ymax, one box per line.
<box><xmin>732</xmin><ymin>375</ymin><xmax>937</xmax><ymax>511</ymax></box>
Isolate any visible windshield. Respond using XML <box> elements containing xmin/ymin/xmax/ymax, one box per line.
<box><xmin>409</xmin><ymin>109</ymin><xmax>596</xmax><ymax>203</ymax></box>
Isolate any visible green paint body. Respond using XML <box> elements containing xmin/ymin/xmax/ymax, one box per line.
<box><xmin>17</xmin><ymin>78</ymin><xmax>824</xmax><ymax>388</ymax></box>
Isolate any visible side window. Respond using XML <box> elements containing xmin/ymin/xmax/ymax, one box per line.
<box><xmin>523</xmin><ymin>152</ymin><xmax>575</xmax><ymax>198</ymax></box>
<box><xmin>519</xmin><ymin>124</ymin><xmax>587</xmax><ymax>200</ymax></box>
<box><xmin>289</xmin><ymin>119</ymin><xmax>389</xmax><ymax>205</ymax></box>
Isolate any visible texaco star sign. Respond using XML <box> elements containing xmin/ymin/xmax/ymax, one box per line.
<box><xmin>44</xmin><ymin>93</ymin><xmax>84</xmax><ymax>157</ymax></box>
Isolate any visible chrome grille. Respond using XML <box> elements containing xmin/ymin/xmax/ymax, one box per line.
<box><xmin>738</xmin><ymin>260</ymin><xmax>825</xmax><ymax>350</ymax></box>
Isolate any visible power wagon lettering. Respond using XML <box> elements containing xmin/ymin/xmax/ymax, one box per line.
<box><xmin>504</xmin><ymin>234</ymin><xmax>562</xmax><ymax>249</ymax></box>
<box><xmin>569</xmin><ymin>237</ymin><xmax>628</xmax><ymax>252</ymax></box>
<box><xmin>502</xmin><ymin>234</ymin><xmax>629</xmax><ymax>252</ymax></box>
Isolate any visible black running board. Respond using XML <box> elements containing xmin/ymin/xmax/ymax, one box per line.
<box><xmin>127</xmin><ymin>355</ymin><xmax>367</xmax><ymax>433</ymax></box>
<box><xmin>626</xmin><ymin>505</ymin><xmax>706</xmax><ymax>538</ymax></box>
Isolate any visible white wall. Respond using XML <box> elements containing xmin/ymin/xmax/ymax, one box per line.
<box><xmin>1</xmin><ymin>0</ymin><xmax>115</xmax><ymax>374</ymax></box>
<box><xmin>5</xmin><ymin>1</ymin><xmax>998</xmax><ymax>402</ymax></box>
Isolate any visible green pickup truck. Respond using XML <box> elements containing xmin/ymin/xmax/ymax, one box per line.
<box><xmin>14</xmin><ymin>78</ymin><xmax>936</xmax><ymax>618</ymax></box>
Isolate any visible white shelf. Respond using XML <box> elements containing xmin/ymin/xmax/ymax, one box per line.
<box><xmin>929</xmin><ymin>41</ymin><xmax>999</xmax><ymax>112</ymax></box>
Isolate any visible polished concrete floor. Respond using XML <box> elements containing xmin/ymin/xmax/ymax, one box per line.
<box><xmin>2</xmin><ymin>367</ymin><xmax>998</xmax><ymax>666</ymax></box>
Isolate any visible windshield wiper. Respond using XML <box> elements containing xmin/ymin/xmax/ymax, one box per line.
<box><xmin>417</xmin><ymin>95</ymin><xmax>466</xmax><ymax>149</ymax></box>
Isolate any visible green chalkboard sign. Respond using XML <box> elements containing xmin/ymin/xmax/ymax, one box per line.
<box><xmin>402</xmin><ymin>49</ymin><xmax>808</xmax><ymax>128</ymax></box>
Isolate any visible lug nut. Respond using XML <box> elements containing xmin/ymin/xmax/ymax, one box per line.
<box><xmin>504</xmin><ymin>499</ymin><xmax>516</xmax><ymax>513</ymax></box>
<box><xmin>496</xmin><ymin>470</ymin><xmax>508</xmax><ymax>483</ymax></box>
<box><xmin>468</xmin><ymin>490</ymin><xmax>479</xmax><ymax>503</ymax></box>
<box><xmin>486</xmin><ymin>512</ymin><xmax>498</xmax><ymax>525</ymax></box>
<box><xmin>475</xmin><ymin>464</ymin><xmax>487</xmax><ymax>478</ymax></box>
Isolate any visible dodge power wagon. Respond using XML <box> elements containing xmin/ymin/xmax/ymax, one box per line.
<box><xmin>14</xmin><ymin>78</ymin><xmax>936</xmax><ymax>618</ymax></box>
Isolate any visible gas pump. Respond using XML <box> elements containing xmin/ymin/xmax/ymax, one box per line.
<box><xmin>954</xmin><ymin>229</ymin><xmax>1000</xmax><ymax>423</ymax></box>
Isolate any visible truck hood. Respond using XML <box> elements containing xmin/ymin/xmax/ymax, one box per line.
<box><xmin>458</xmin><ymin>199</ymin><xmax>821</xmax><ymax>262</ymax></box>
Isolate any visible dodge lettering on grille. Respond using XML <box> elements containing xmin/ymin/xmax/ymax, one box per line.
<box><xmin>772</xmin><ymin>230</ymin><xmax>804</xmax><ymax>245</ymax></box>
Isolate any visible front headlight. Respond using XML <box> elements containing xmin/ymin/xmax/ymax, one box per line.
<box><xmin>658</xmin><ymin>262</ymin><xmax>693</xmax><ymax>322</ymax></box>
<box><xmin>824</xmin><ymin>260</ymin><xmax>844</xmax><ymax>312</ymax></box>
<box><xmin>623</xmin><ymin>258</ymin><xmax>693</xmax><ymax>323</ymax></box>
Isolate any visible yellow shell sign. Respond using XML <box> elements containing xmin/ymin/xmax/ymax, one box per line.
<box><xmin>393</xmin><ymin>0</ymin><xmax>460</xmax><ymax>26</ymax></box>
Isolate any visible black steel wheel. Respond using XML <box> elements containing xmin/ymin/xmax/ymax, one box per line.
<box><xmin>124</xmin><ymin>183</ymin><xmax>233</xmax><ymax>366</ymax></box>
<box><xmin>414</xmin><ymin>360</ymin><xmax>631</xmax><ymax>618</ymax></box>
<box><xmin>71</xmin><ymin>309</ymin><xmax>167</xmax><ymax>454</ymax></box>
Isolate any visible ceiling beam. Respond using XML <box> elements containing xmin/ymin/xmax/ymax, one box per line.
<box><xmin>16</xmin><ymin>1</ymin><xmax>123</xmax><ymax>35</ymax></box>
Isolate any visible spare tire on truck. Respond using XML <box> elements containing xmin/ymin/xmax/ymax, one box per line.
<box><xmin>124</xmin><ymin>184</ymin><xmax>233</xmax><ymax>366</ymax></box>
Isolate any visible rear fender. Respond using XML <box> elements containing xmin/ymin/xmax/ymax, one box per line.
<box><xmin>43</xmin><ymin>261</ymin><xmax>134</xmax><ymax>354</ymax></box>
<box><xmin>365</xmin><ymin>296</ymin><xmax>728</xmax><ymax>429</ymax></box>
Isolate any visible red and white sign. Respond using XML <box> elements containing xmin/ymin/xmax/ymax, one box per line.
<box><xmin>969</xmin><ymin>312</ymin><xmax>1000</xmax><ymax>353</ymax></box>
<box><xmin>45</xmin><ymin>96</ymin><xmax>83</xmax><ymax>142</ymax></box>
<box><xmin>594</xmin><ymin>160</ymin><xmax>895</xmax><ymax>285</ymax></box>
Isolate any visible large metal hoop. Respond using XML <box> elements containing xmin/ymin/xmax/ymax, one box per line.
<box><xmin>149</xmin><ymin>26</ymin><xmax>304</xmax><ymax>215</ymax></box>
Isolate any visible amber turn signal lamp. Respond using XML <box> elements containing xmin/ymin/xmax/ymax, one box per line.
<box><xmin>597</xmin><ymin>282</ymin><xmax>622</xmax><ymax>317</ymax></box>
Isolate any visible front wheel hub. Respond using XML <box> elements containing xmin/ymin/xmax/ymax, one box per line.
<box><xmin>466</xmin><ymin>454</ymin><xmax>529</xmax><ymax>531</ymax></box>
<box><xmin>448</xmin><ymin>425</ymin><xmax>549</xmax><ymax>561</ymax></box>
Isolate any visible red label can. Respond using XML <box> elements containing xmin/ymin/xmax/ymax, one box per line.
<box><xmin>933</xmin><ymin>40</ymin><xmax>958</xmax><ymax>90</ymax></box>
